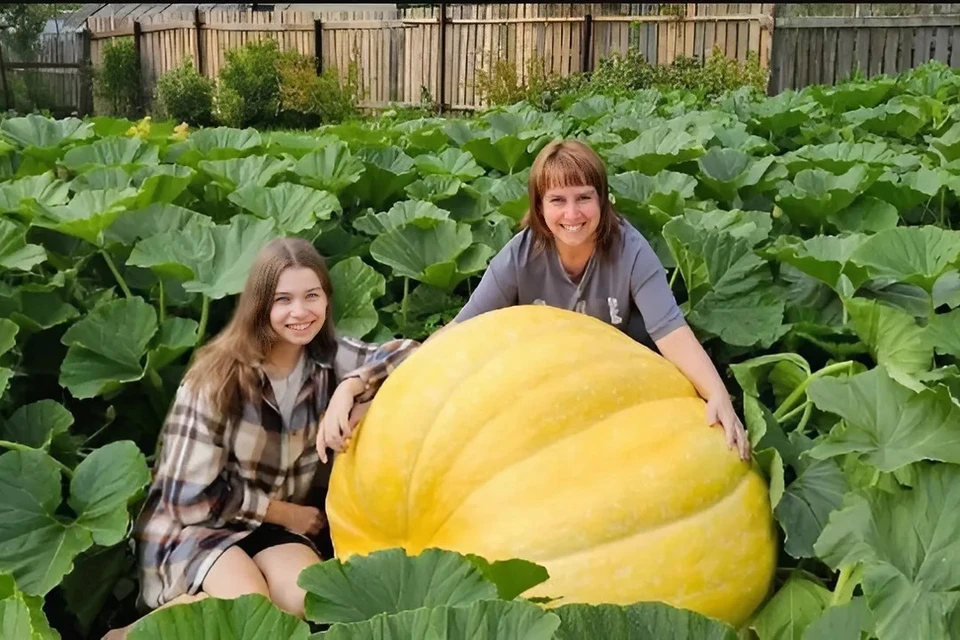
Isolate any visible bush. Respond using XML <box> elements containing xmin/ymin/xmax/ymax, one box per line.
<box><xmin>94</xmin><ymin>38</ymin><xmax>141</xmax><ymax>118</ymax></box>
<box><xmin>587</xmin><ymin>45</ymin><xmax>769</xmax><ymax>100</ymax></box>
<box><xmin>216</xmin><ymin>38</ymin><xmax>283</xmax><ymax>127</ymax></box>
<box><xmin>155</xmin><ymin>58</ymin><xmax>215</xmax><ymax>126</ymax></box>
<box><xmin>276</xmin><ymin>49</ymin><xmax>363</xmax><ymax>127</ymax></box>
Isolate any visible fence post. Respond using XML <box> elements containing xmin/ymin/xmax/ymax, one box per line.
<box><xmin>194</xmin><ymin>8</ymin><xmax>204</xmax><ymax>76</ymax></box>
<box><xmin>133</xmin><ymin>20</ymin><xmax>143</xmax><ymax>112</ymax></box>
<box><xmin>80</xmin><ymin>28</ymin><xmax>93</xmax><ymax>115</ymax></box>
<box><xmin>0</xmin><ymin>35</ymin><xmax>10</xmax><ymax>111</ymax></box>
<box><xmin>314</xmin><ymin>18</ymin><xmax>323</xmax><ymax>75</ymax></box>
<box><xmin>437</xmin><ymin>2</ymin><xmax>447</xmax><ymax>112</ymax></box>
<box><xmin>581</xmin><ymin>14</ymin><xmax>593</xmax><ymax>73</ymax></box>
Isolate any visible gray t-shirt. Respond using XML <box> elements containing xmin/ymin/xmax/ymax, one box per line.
<box><xmin>454</xmin><ymin>219</ymin><xmax>687</xmax><ymax>345</ymax></box>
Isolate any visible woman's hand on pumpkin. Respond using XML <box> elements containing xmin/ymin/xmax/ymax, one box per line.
<box><xmin>317</xmin><ymin>377</ymin><xmax>365</xmax><ymax>463</ymax></box>
<box><xmin>705</xmin><ymin>392</ymin><xmax>751</xmax><ymax>461</ymax></box>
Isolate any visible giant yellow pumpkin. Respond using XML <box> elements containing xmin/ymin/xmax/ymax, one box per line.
<box><xmin>325</xmin><ymin>305</ymin><xmax>777</xmax><ymax>626</ymax></box>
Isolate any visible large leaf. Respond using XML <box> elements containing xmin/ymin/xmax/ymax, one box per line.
<box><xmin>299</xmin><ymin>548</ymin><xmax>498</xmax><ymax>625</ymax></box>
<box><xmin>330</xmin><ymin>257</ymin><xmax>386</xmax><ymax>339</ymax></box>
<box><xmin>128</xmin><ymin>215</ymin><xmax>278</xmax><ymax>300</ymax></box>
<box><xmin>552</xmin><ymin>601</ymin><xmax>737</xmax><ymax>640</ymax></box>
<box><xmin>775</xmin><ymin>166</ymin><xmax>879</xmax><ymax>229</ymax></box>
<box><xmin>199</xmin><ymin>155</ymin><xmax>290</xmax><ymax>191</ymax></box>
<box><xmin>0</xmin><ymin>573</ymin><xmax>59</xmax><ymax>640</ymax></box>
<box><xmin>128</xmin><ymin>594</ymin><xmax>310</xmax><ymax>640</ymax></box>
<box><xmin>845</xmin><ymin>297</ymin><xmax>933</xmax><ymax>376</ymax></box>
<box><xmin>808</xmin><ymin>366</ymin><xmax>960</xmax><ymax>472</ymax></box>
<box><xmin>27</xmin><ymin>188</ymin><xmax>141</xmax><ymax>246</ymax></box>
<box><xmin>0</xmin><ymin>219</ymin><xmax>46</xmax><ymax>271</ymax></box>
<box><xmin>814</xmin><ymin>463</ymin><xmax>960</xmax><ymax>640</ymax></box>
<box><xmin>292</xmin><ymin>142</ymin><xmax>365</xmax><ymax>195</ymax></box>
<box><xmin>0</xmin><ymin>442</ymin><xmax>149</xmax><ymax>596</ymax></box>
<box><xmin>59</xmin><ymin>297</ymin><xmax>158</xmax><ymax>399</ymax></box>
<box><xmin>663</xmin><ymin>216</ymin><xmax>785</xmax><ymax>347</ymax></box>
<box><xmin>228</xmin><ymin>182</ymin><xmax>340</xmax><ymax>234</ymax></box>
<box><xmin>0</xmin><ymin>400</ymin><xmax>73</xmax><ymax>450</ymax></box>
<box><xmin>849</xmin><ymin>226</ymin><xmax>960</xmax><ymax>293</ymax></box>
<box><xmin>0</xmin><ymin>173</ymin><xmax>69</xmax><ymax>214</ymax></box>
<box><xmin>415</xmin><ymin>148</ymin><xmax>485</xmax><ymax>181</ymax></box>
<box><xmin>606</xmin><ymin>124</ymin><xmax>706</xmax><ymax>174</ymax></box>
<box><xmin>60</xmin><ymin>136</ymin><xmax>159</xmax><ymax>172</ymax></box>
<box><xmin>353</xmin><ymin>200</ymin><xmax>450</xmax><ymax>236</ymax></box>
<box><xmin>323</xmin><ymin>600</ymin><xmax>559</xmax><ymax>640</ymax></box>
<box><xmin>369</xmin><ymin>219</ymin><xmax>489</xmax><ymax>291</ymax></box>
<box><xmin>750</xmin><ymin>574</ymin><xmax>831</xmax><ymax>640</ymax></box>
<box><xmin>0</xmin><ymin>114</ymin><xmax>92</xmax><ymax>149</ymax></box>
<box><xmin>696</xmin><ymin>148</ymin><xmax>787</xmax><ymax>206</ymax></box>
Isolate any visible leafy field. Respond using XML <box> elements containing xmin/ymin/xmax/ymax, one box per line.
<box><xmin>0</xmin><ymin>59</ymin><xmax>959</xmax><ymax>638</ymax></box>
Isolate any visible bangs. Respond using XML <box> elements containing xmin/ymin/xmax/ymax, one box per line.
<box><xmin>535</xmin><ymin>148</ymin><xmax>603</xmax><ymax>194</ymax></box>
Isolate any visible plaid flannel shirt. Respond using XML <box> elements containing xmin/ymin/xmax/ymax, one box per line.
<box><xmin>133</xmin><ymin>334</ymin><xmax>418</xmax><ymax>611</ymax></box>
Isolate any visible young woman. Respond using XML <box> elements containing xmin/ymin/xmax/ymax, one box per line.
<box><xmin>115</xmin><ymin>238</ymin><xmax>417</xmax><ymax>636</ymax></box>
<box><xmin>442</xmin><ymin>138</ymin><xmax>750</xmax><ymax>461</ymax></box>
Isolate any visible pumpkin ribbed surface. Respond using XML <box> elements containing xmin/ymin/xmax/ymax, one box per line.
<box><xmin>325</xmin><ymin>305</ymin><xmax>777</xmax><ymax>626</ymax></box>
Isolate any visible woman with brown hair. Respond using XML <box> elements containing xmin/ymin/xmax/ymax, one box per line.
<box><xmin>442</xmin><ymin>138</ymin><xmax>750</xmax><ymax>460</ymax></box>
<box><xmin>111</xmin><ymin>237</ymin><xmax>417</xmax><ymax>636</ymax></box>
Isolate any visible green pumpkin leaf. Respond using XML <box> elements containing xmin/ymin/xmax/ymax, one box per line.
<box><xmin>228</xmin><ymin>182</ymin><xmax>340</xmax><ymax>234</ymax></box>
<box><xmin>0</xmin><ymin>442</ymin><xmax>149</xmax><ymax>596</ymax></box>
<box><xmin>59</xmin><ymin>297</ymin><xmax>157</xmax><ymax>399</ymax></box>
<box><xmin>324</xmin><ymin>600</ymin><xmax>559</xmax><ymax>640</ymax></box>
<box><xmin>299</xmin><ymin>548</ymin><xmax>498</xmax><ymax>625</ymax></box>
<box><xmin>849</xmin><ymin>226</ymin><xmax>960</xmax><ymax>294</ymax></box>
<box><xmin>0</xmin><ymin>400</ymin><xmax>73</xmax><ymax>450</ymax></box>
<box><xmin>0</xmin><ymin>219</ymin><xmax>46</xmax><ymax>271</ymax></box>
<box><xmin>750</xmin><ymin>574</ymin><xmax>831</xmax><ymax>640</ymax></box>
<box><xmin>128</xmin><ymin>593</ymin><xmax>310</xmax><ymax>640</ymax></box>
<box><xmin>330</xmin><ymin>256</ymin><xmax>386</xmax><ymax>339</ymax></box>
<box><xmin>808</xmin><ymin>366</ymin><xmax>960</xmax><ymax>472</ymax></box>
<box><xmin>814</xmin><ymin>464</ymin><xmax>960</xmax><ymax>640</ymax></box>
<box><xmin>553</xmin><ymin>601</ymin><xmax>737</xmax><ymax>640</ymax></box>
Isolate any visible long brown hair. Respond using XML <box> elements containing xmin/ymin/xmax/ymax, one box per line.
<box><xmin>521</xmin><ymin>138</ymin><xmax>621</xmax><ymax>258</ymax></box>
<box><xmin>182</xmin><ymin>237</ymin><xmax>337</xmax><ymax>422</ymax></box>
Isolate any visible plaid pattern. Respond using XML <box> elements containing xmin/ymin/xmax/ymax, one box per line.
<box><xmin>133</xmin><ymin>334</ymin><xmax>418</xmax><ymax>611</ymax></box>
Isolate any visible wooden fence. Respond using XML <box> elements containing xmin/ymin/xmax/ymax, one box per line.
<box><xmin>85</xmin><ymin>3</ymin><xmax>774</xmax><ymax>113</ymax></box>
<box><xmin>0</xmin><ymin>30</ymin><xmax>89</xmax><ymax>115</ymax></box>
<box><xmin>770</xmin><ymin>10</ymin><xmax>960</xmax><ymax>92</ymax></box>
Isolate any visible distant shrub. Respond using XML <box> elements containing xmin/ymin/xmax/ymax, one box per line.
<box><xmin>155</xmin><ymin>58</ymin><xmax>215</xmax><ymax>126</ymax></box>
<box><xmin>94</xmin><ymin>38</ymin><xmax>141</xmax><ymax>117</ymax></box>
<box><xmin>276</xmin><ymin>49</ymin><xmax>363</xmax><ymax>127</ymax></box>
<box><xmin>216</xmin><ymin>38</ymin><xmax>283</xmax><ymax>127</ymax></box>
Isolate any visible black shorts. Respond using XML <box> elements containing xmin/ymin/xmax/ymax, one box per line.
<box><xmin>233</xmin><ymin>523</ymin><xmax>312</xmax><ymax>558</ymax></box>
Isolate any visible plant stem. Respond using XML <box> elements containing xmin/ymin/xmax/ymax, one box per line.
<box><xmin>197</xmin><ymin>296</ymin><xmax>210</xmax><ymax>344</ymax></box>
<box><xmin>401</xmin><ymin>277</ymin><xmax>409</xmax><ymax>329</ymax></box>
<box><xmin>101</xmin><ymin>249</ymin><xmax>133</xmax><ymax>299</ymax></box>
<box><xmin>773</xmin><ymin>361</ymin><xmax>855</xmax><ymax>421</ymax></box>
<box><xmin>158</xmin><ymin>278</ymin><xmax>166</xmax><ymax>324</ymax></box>
<box><xmin>669</xmin><ymin>267</ymin><xmax>679</xmax><ymax>289</ymax></box>
<box><xmin>0</xmin><ymin>440</ymin><xmax>74</xmax><ymax>478</ymax></box>
<box><xmin>830</xmin><ymin>563</ymin><xmax>862</xmax><ymax>607</ymax></box>
<box><xmin>940</xmin><ymin>188</ymin><xmax>946</xmax><ymax>228</ymax></box>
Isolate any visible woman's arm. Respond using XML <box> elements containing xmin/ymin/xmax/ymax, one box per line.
<box><xmin>655</xmin><ymin>326</ymin><xmax>750</xmax><ymax>461</ymax></box>
<box><xmin>627</xmin><ymin>233</ymin><xmax>750</xmax><ymax>461</ymax></box>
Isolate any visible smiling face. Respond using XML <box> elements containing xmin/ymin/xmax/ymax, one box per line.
<box><xmin>524</xmin><ymin>139</ymin><xmax>619</xmax><ymax>258</ymax></box>
<box><xmin>541</xmin><ymin>184</ymin><xmax>602</xmax><ymax>250</ymax></box>
<box><xmin>269</xmin><ymin>266</ymin><xmax>328</xmax><ymax>347</ymax></box>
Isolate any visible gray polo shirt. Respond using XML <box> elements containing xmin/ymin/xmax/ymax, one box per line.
<box><xmin>454</xmin><ymin>218</ymin><xmax>687</xmax><ymax>345</ymax></box>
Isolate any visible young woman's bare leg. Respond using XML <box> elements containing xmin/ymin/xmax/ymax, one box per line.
<box><xmin>251</xmin><ymin>543</ymin><xmax>323</xmax><ymax>618</ymax></box>
<box><xmin>101</xmin><ymin>546</ymin><xmax>270</xmax><ymax>640</ymax></box>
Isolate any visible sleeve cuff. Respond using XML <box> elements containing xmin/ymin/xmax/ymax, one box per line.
<box><xmin>238</xmin><ymin>484</ymin><xmax>270</xmax><ymax>527</ymax></box>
